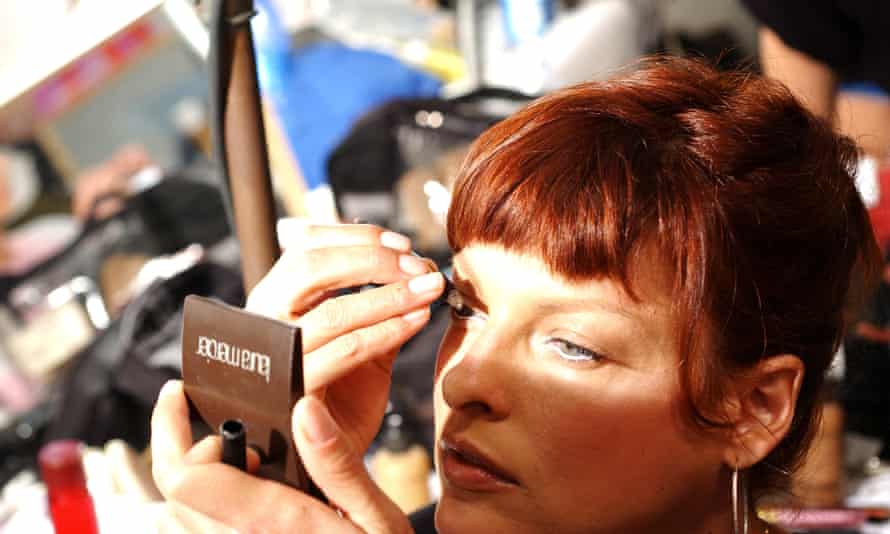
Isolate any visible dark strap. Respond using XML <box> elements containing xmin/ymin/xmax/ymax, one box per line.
<box><xmin>409</xmin><ymin>503</ymin><xmax>438</xmax><ymax>533</ymax></box>
<box><xmin>208</xmin><ymin>0</ymin><xmax>279</xmax><ymax>294</ymax></box>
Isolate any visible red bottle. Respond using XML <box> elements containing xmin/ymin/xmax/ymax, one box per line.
<box><xmin>38</xmin><ymin>440</ymin><xmax>100</xmax><ymax>534</ymax></box>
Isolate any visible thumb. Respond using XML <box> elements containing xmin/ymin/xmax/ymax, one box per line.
<box><xmin>293</xmin><ymin>396</ymin><xmax>412</xmax><ymax>534</ymax></box>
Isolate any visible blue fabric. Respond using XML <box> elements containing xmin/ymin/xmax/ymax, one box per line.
<box><xmin>262</xmin><ymin>41</ymin><xmax>442</xmax><ymax>190</ymax></box>
<box><xmin>840</xmin><ymin>81</ymin><xmax>890</xmax><ymax>99</ymax></box>
<box><xmin>499</xmin><ymin>0</ymin><xmax>555</xmax><ymax>46</ymax></box>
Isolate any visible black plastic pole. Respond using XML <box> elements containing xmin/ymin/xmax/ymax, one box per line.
<box><xmin>209</xmin><ymin>0</ymin><xmax>279</xmax><ymax>294</ymax></box>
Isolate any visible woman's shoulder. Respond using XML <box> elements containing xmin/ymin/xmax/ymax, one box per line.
<box><xmin>409</xmin><ymin>503</ymin><xmax>437</xmax><ymax>534</ymax></box>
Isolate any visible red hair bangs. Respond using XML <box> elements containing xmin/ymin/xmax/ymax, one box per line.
<box><xmin>446</xmin><ymin>83</ymin><xmax>709</xmax><ymax>302</ymax></box>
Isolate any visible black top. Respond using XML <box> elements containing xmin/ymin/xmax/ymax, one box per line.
<box><xmin>409</xmin><ymin>503</ymin><xmax>437</xmax><ymax>533</ymax></box>
<box><xmin>741</xmin><ymin>0</ymin><xmax>890</xmax><ymax>93</ymax></box>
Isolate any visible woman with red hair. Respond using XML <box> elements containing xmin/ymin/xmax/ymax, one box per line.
<box><xmin>151</xmin><ymin>57</ymin><xmax>880</xmax><ymax>534</ymax></box>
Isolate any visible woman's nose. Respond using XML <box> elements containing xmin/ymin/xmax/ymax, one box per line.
<box><xmin>440</xmin><ymin>338</ymin><xmax>512</xmax><ymax>421</ymax></box>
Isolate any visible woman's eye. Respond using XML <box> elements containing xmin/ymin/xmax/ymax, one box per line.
<box><xmin>451</xmin><ymin>304</ymin><xmax>477</xmax><ymax>320</ymax></box>
<box><xmin>546</xmin><ymin>338</ymin><xmax>601</xmax><ymax>362</ymax></box>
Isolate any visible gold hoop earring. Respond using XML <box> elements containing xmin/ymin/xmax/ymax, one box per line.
<box><xmin>732</xmin><ymin>466</ymin><xmax>749</xmax><ymax>534</ymax></box>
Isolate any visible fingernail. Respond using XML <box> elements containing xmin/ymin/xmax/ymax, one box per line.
<box><xmin>403</xmin><ymin>308</ymin><xmax>429</xmax><ymax>324</ymax></box>
<box><xmin>298</xmin><ymin>397</ymin><xmax>339</xmax><ymax>445</ymax></box>
<box><xmin>380</xmin><ymin>231</ymin><xmax>411</xmax><ymax>251</ymax></box>
<box><xmin>158</xmin><ymin>380</ymin><xmax>179</xmax><ymax>399</ymax></box>
<box><xmin>276</xmin><ymin>217</ymin><xmax>308</xmax><ymax>247</ymax></box>
<box><xmin>409</xmin><ymin>272</ymin><xmax>443</xmax><ymax>294</ymax></box>
<box><xmin>399</xmin><ymin>254</ymin><xmax>430</xmax><ymax>276</ymax></box>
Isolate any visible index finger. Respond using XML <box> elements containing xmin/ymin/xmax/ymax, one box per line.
<box><xmin>277</xmin><ymin>219</ymin><xmax>413</xmax><ymax>253</ymax></box>
<box><xmin>246</xmin><ymin>244</ymin><xmax>432</xmax><ymax>321</ymax></box>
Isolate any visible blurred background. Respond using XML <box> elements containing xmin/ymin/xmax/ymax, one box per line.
<box><xmin>0</xmin><ymin>1</ymin><xmax>887</xmax><ymax>532</ymax></box>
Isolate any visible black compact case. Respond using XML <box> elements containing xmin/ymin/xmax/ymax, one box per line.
<box><xmin>181</xmin><ymin>295</ymin><xmax>321</xmax><ymax>497</ymax></box>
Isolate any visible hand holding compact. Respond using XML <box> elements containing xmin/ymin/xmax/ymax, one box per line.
<box><xmin>152</xmin><ymin>222</ymin><xmax>442</xmax><ymax>532</ymax></box>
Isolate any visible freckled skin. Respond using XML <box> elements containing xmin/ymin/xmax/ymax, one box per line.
<box><xmin>431</xmin><ymin>245</ymin><xmax>735</xmax><ymax>534</ymax></box>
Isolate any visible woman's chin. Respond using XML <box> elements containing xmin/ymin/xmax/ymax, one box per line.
<box><xmin>434</xmin><ymin>492</ymin><xmax>524</xmax><ymax>534</ymax></box>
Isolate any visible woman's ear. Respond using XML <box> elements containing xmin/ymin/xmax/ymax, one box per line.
<box><xmin>722</xmin><ymin>354</ymin><xmax>805</xmax><ymax>468</ymax></box>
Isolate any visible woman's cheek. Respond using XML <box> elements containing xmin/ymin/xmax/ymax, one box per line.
<box><xmin>520</xmin><ymin>369</ymin><xmax>686</xmax><ymax>492</ymax></box>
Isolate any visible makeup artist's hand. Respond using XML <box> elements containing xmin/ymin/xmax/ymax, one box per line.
<box><xmin>152</xmin><ymin>221</ymin><xmax>443</xmax><ymax>532</ymax></box>
<box><xmin>248</xmin><ymin>220</ymin><xmax>444</xmax><ymax>462</ymax></box>
<box><xmin>72</xmin><ymin>144</ymin><xmax>152</xmax><ymax>221</ymax></box>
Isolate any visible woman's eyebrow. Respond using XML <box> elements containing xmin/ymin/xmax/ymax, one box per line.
<box><xmin>530</xmin><ymin>299</ymin><xmax>642</xmax><ymax>322</ymax></box>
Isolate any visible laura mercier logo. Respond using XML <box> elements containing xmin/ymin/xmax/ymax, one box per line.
<box><xmin>196</xmin><ymin>335</ymin><xmax>271</xmax><ymax>383</ymax></box>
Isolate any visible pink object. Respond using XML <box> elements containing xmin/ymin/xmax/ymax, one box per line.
<box><xmin>0</xmin><ymin>215</ymin><xmax>79</xmax><ymax>276</ymax></box>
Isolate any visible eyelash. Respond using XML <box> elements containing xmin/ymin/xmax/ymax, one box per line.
<box><xmin>446</xmin><ymin>289</ymin><xmax>483</xmax><ymax>321</ymax></box>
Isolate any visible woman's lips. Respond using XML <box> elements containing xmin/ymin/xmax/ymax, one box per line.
<box><xmin>439</xmin><ymin>439</ymin><xmax>519</xmax><ymax>492</ymax></box>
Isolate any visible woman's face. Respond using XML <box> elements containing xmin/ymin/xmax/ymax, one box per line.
<box><xmin>433</xmin><ymin>245</ymin><xmax>729</xmax><ymax>534</ymax></box>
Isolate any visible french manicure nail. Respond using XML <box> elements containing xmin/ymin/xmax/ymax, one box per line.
<box><xmin>159</xmin><ymin>380</ymin><xmax>180</xmax><ymax>399</ymax></box>
<box><xmin>276</xmin><ymin>217</ymin><xmax>308</xmax><ymax>246</ymax></box>
<box><xmin>403</xmin><ymin>308</ymin><xmax>429</xmax><ymax>323</ymax></box>
<box><xmin>400</xmin><ymin>254</ymin><xmax>430</xmax><ymax>275</ymax></box>
<box><xmin>380</xmin><ymin>231</ymin><xmax>412</xmax><ymax>251</ymax></box>
<box><xmin>409</xmin><ymin>272</ymin><xmax>443</xmax><ymax>294</ymax></box>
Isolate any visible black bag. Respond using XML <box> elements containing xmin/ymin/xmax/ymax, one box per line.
<box><xmin>44</xmin><ymin>262</ymin><xmax>244</xmax><ymax>445</ymax></box>
<box><xmin>326</xmin><ymin>88</ymin><xmax>531</xmax><ymax>230</ymax></box>
<box><xmin>0</xmin><ymin>166</ymin><xmax>234</xmax><ymax>486</ymax></box>
<box><xmin>0</xmin><ymin>262</ymin><xmax>244</xmax><ymax>486</ymax></box>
